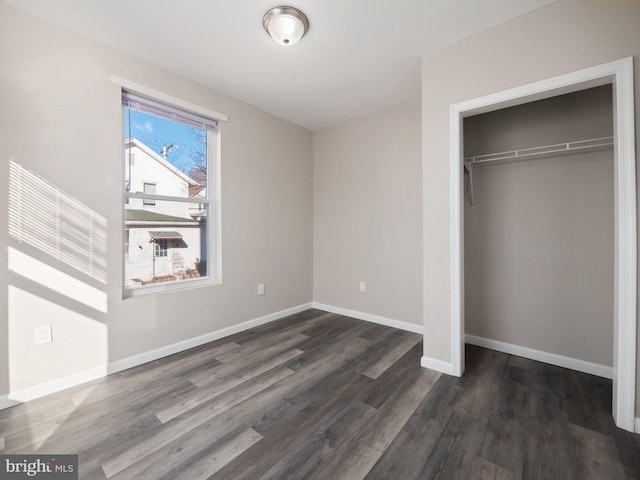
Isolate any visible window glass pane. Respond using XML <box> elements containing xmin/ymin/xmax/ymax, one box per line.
<box><xmin>154</xmin><ymin>239</ymin><xmax>168</xmax><ymax>257</ymax></box>
<box><xmin>124</xmin><ymin>200</ymin><xmax>209</xmax><ymax>288</ymax></box>
<box><xmin>124</xmin><ymin>111</ymin><xmax>208</xmax><ymax>201</ymax></box>
<box><xmin>123</xmin><ymin>92</ymin><xmax>211</xmax><ymax>289</ymax></box>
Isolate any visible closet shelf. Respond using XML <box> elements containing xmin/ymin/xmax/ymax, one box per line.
<box><xmin>464</xmin><ymin>136</ymin><xmax>614</xmax><ymax>167</ymax></box>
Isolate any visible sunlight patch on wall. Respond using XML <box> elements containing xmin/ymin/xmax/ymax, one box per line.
<box><xmin>8</xmin><ymin>247</ymin><xmax>107</xmax><ymax>313</ymax></box>
<box><xmin>8</xmin><ymin>160</ymin><xmax>108</xmax><ymax>283</ymax></box>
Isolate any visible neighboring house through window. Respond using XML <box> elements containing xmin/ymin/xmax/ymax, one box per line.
<box><xmin>122</xmin><ymin>90</ymin><xmax>219</xmax><ymax>291</ymax></box>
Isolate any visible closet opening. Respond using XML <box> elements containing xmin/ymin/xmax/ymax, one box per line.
<box><xmin>464</xmin><ymin>85</ymin><xmax>614</xmax><ymax>370</ymax></box>
<box><xmin>448</xmin><ymin>58</ymin><xmax>636</xmax><ymax>432</ymax></box>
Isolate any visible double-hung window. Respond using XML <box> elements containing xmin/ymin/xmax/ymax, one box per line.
<box><xmin>143</xmin><ymin>183</ymin><xmax>157</xmax><ymax>206</ymax></box>
<box><xmin>122</xmin><ymin>90</ymin><xmax>219</xmax><ymax>292</ymax></box>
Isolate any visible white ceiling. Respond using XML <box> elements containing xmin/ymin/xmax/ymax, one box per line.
<box><xmin>1</xmin><ymin>0</ymin><xmax>556</xmax><ymax>130</ymax></box>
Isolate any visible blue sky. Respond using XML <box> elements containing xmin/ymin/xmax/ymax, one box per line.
<box><xmin>124</xmin><ymin>109</ymin><xmax>203</xmax><ymax>174</ymax></box>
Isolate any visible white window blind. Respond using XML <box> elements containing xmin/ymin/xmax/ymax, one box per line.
<box><xmin>122</xmin><ymin>92</ymin><xmax>217</xmax><ymax>131</ymax></box>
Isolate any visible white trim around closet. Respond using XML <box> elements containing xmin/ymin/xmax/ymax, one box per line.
<box><xmin>447</xmin><ymin>57</ymin><xmax>637</xmax><ymax>432</ymax></box>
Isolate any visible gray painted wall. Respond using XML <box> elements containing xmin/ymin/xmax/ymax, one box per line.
<box><xmin>464</xmin><ymin>86</ymin><xmax>614</xmax><ymax>367</ymax></box>
<box><xmin>313</xmin><ymin>101</ymin><xmax>422</xmax><ymax>326</ymax></box>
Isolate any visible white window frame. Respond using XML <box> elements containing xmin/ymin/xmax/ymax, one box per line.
<box><xmin>114</xmin><ymin>76</ymin><xmax>226</xmax><ymax>297</ymax></box>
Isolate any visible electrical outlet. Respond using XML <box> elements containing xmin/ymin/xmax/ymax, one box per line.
<box><xmin>359</xmin><ymin>281</ymin><xmax>366</xmax><ymax>293</ymax></box>
<box><xmin>34</xmin><ymin>325</ymin><xmax>52</xmax><ymax>346</ymax></box>
<box><xmin>258</xmin><ymin>283</ymin><xmax>265</xmax><ymax>296</ymax></box>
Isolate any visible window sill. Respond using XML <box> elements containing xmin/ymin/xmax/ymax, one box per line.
<box><xmin>123</xmin><ymin>276</ymin><xmax>221</xmax><ymax>298</ymax></box>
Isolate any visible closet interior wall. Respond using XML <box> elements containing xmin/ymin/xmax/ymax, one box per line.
<box><xmin>463</xmin><ymin>85</ymin><xmax>614</xmax><ymax>368</ymax></box>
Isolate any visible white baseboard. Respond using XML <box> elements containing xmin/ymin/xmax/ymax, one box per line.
<box><xmin>465</xmin><ymin>334</ymin><xmax>613</xmax><ymax>379</ymax></box>
<box><xmin>312</xmin><ymin>302</ymin><xmax>423</xmax><ymax>334</ymax></box>
<box><xmin>421</xmin><ymin>356</ymin><xmax>455</xmax><ymax>376</ymax></box>
<box><xmin>0</xmin><ymin>394</ymin><xmax>19</xmax><ymax>410</ymax></box>
<box><xmin>0</xmin><ymin>302</ymin><xmax>313</xmax><ymax>411</ymax></box>
<box><xmin>635</xmin><ymin>417</ymin><xmax>640</xmax><ymax>434</ymax></box>
<box><xmin>0</xmin><ymin>366</ymin><xmax>108</xmax><ymax>408</ymax></box>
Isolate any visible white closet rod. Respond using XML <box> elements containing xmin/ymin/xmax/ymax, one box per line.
<box><xmin>464</xmin><ymin>136</ymin><xmax>614</xmax><ymax>167</ymax></box>
<box><xmin>464</xmin><ymin>136</ymin><xmax>614</xmax><ymax>210</ymax></box>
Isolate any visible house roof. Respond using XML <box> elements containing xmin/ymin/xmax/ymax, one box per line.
<box><xmin>125</xmin><ymin>209</ymin><xmax>196</xmax><ymax>223</ymax></box>
<box><xmin>189</xmin><ymin>183</ymin><xmax>206</xmax><ymax>198</ymax></box>
<box><xmin>126</xmin><ymin>138</ymin><xmax>200</xmax><ymax>186</ymax></box>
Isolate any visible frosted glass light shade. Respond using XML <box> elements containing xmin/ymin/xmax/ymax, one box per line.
<box><xmin>263</xmin><ymin>6</ymin><xmax>309</xmax><ymax>46</ymax></box>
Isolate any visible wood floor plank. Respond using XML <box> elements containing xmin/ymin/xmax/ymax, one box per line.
<box><xmin>476</xmin><ymin>364</ymin><xmax>531</xmax><ymax>475</ymax></box>
<box><xmin>527</xmin><ymin>387</ymin><xmax>567</xmax><ymax>422</ymax></box>
<box><xmin>155</xmin><ymin>349</ymin><xmax>301</xmax><ymax>422</ymax></box>
<box><xmin>228</xmin><ymin>311</ymin><xmax>332</xmax><ymax>348</ymax></box>
<box><xmin>282</xmin><ymin>324</ymin><xmax>372</xmax><ymax>373</ymax></box>
<box><xmin>303</xmin><ymin>365</ymin><xmax>440</xmax><ymax>480</ymax></box>
<box><xmin>257</xmin><ymin>400</ymin><xmax>377</xmax><ymax>480</ymax></box>
<box><xmin>363</xmin><ymin>379</ymin><xmax>461</xmax><ymax>480</ymax></box>
<box><xmin>563</xmin><ymin>369</ymin><xmax>615</xmax><ymax>436</ymax></box>
<box><xmin>491</xmin><ymin>366</ymin><xmax>530</xmax><ymax>417</ymax></box>
<box><xmin>101</xmin><ymin>365</ymin><xmax>293</xmax><ymax>478</ymax></box>
<box><xmin>105</xmin><ymin>418</ymin><xmax>237</xmax><ymax>479</ymax></box>
<box><xmin>358</xmin><ymin>342</ymin><xmax>429</xmax><ymax>409</ymax></box>
<box><xmin>4</xmin><ymin>376</ymin><xmax>190</xmax><ymax>454</ymax></box>
<box><xmin>111</xmin><ymin>425</ymin><xmax>262</xmax><ymax>480</ymax></box>
<box><xmin>417</xmin><ymin>410</ymin><xmax>485</xmax><ymax>479</ymax></box>
<box><xmin>359</xmin><ymin>331</ymin><xmax>421</xmax><ymax>379</ymax></box>
<box><xmin>468</xmin><ymin>457</ymin><xmax>516</xmax><ymax>480</ymax></box>
<box><xmin>235</xmin><ymin>309</ymin><xmax>333</xmax><ymax>341</ymax></box>
<box><xmin>449</xmin><ymin>347</ymin><xmax>507</xmax><ymax>419</ymax></box>
<box><xmin>478</xmin><ymin>413</ymin><xmax>526</xmax><ymax>476</ymax></box>
<box><xmin>0</xmin><ymin>397</ymin><xmax>78</xmax><ymax>439</ymax></box>
<box><xmin>187</xmin><ymin>333</ymin><xmax>307</xmax><ymax>387</ymax></box>
<box><xmin>522</xmin><ymin>415</ymin><xmax>570</xmax><ymax>480</ymax></box>
<box><xmin>612</xmin><ymin>427</ymin><xmax>640</xmax><ymax>479</ymax></box>
<box><xmin>250</xmin><ymin>363</ymin><xmax>372</xmax><ymax>439</ymax></box>
<box><xmin>357</xmin><ymin>323</ymin><xmax>396</xmax><ymax>341</ymax></box>
<box><xmin>208</xmin><ymin>373</ymin><xmax>373</xmax><ymax>480</ymax></box>
<box><xmin>63</xmin><ymin>342</ymin><xmax>231</xmax><ymax>409</ymax></box>
<box><xmin>1</xmin><ymin>309</ymin><xmax>637</xmax><ymax>480</ymax></box>
<box><xmin>289</xmin><ymin>317</ymin><xmax>372</xmax><ymax>357</ymax></box>
<box><xmin>522</xmin><ymin>386</ymin><xmax>571</xmax><ymax>480</ymax></box>
<box><xmin>567</xmin><ymin>423</ymin><xmax>627</xmax><ymax>480</ymax></box>
<box><xmin>299</xmin><ymin>313</ymin><xmax>361</xmax><ymax>339</ymax></box>
<box><xmin>157</xmin><ymin>427</ymin><xmax>263</xmax><ymax>480</ymax></box>
<box><xmin>530</xmin><ymin>362</ymin><xmax>565</xmax><ymax>395</ymax></box>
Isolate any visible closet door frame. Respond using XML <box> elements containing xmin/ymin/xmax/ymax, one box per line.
<box><xmin>448</xmin><ymin>57</ymin><xmax>637</xmax><ymax>432</ymax></box>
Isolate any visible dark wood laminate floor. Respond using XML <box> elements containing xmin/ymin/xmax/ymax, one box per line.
<box><xmin>1</xmin><ymin>309</ymin><xmax>639</xmax><ymax>479</ymax></box>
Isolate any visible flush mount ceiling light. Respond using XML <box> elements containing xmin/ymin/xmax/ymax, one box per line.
<box><xmin>263</xmin><ymin>6</ymin><xmax>309</xmax><ymax>46</ymax></box>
